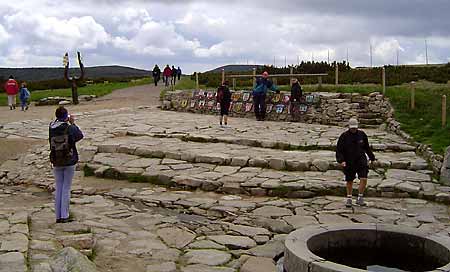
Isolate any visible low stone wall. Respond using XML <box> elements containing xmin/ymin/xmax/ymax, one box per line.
<box><xmin>162</xmin><ymin>90</ymin><xmax>392</xmax><ymax>127</ymax></box>
<box><xmin>387</xmin><ymin>117</ymin><xmax>445</xmax><ymax>178</ymax></box>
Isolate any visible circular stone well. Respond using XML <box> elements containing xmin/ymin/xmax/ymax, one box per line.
<box><xmin>284</xmin><ymin>224</ymin><xmax>450</xmax><ymax>272</ymax></box>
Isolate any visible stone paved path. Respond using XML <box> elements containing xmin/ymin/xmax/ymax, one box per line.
<box><xmin>0</xmin><ymin>106</ymin><xmax>450</xmax><ymax>272</ymax></box>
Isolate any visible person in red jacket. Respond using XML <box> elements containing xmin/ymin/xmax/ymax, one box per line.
<box><xmin>163</xmin><ymin>65</ymin><xmax>172</xmax><ymax>87</ymax></box>
<box><xmin>4</xmin><ymin>75</ymin><xmax>19</xmax><ymax>110</ymax></box>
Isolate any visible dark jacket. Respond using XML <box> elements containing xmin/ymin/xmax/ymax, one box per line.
<box><xmin>217</xmin><ymin>85</ymin><xmax>231</xmax><ymax>105</ymax></box>
<box><xmin>49</xmin><ymin>120</ymin><xmax>84</xmax><ymax>166</ymax></box>
<box><xmin>172</xmin><ymin>67</ymin><xmax>177</xmax><ymax>77</ymax></box>
<box><xmin>253</xmin><ymin>77</ymin><xmax>277</xmax><ymax>95</ymax></box>
<box><xmin>291</xmin><ymin>82</ymin><xmax>302</xmax><ymax>101</ymax></box>
<box><xmin>336</xmin><ymin>130</ymin><xmax>375</xmax><ymax>165</ymax></box>
<box><xmin>152</xmin><ymin>66</ymin><xmax>161</xmax><ymax>78</ymax></box>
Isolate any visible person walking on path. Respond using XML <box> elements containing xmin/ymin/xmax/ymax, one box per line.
<box><xmin>163</xmin><ymin>65</ymin><xmax>172</xmax><ymax>87</ymax></box>
<box><xmin>177</xmin><ymin>66</ymin><xmax>182</xmax><ymax>80</ymax></box>
<box><xmin>19</xmin><ymin>82</ymin><xmax>31</xmax><ymax>111</ymax></box>
<box><xmin>4</xmin><ymin>75</ymin><xmax>19</xmax><ymax>110</ymax></box>
<box><xmin>49</xmin><ymin>106</ymin><xmax>84</xmax><ymax>223</ymax></box>
<box><xmin>336</xmin><ymin>118</ymin><xmax>376</xmax><ymax>208</ymax></box>
<box><xmin>152</xmin><ymin>65</ymin><xmax>161</xmax><ymax>86</ymax></box>
<box><xmin>217</xmin><ymin>80</ymin><xmax>231</xmax><ymax>127</ymax></box>
<box><xmin>252</xmin><ymin>71</ymin><xmax>278</xmax><ymax>121</ymax></box>
<box><xmin>290</xmin><ymin>78</ymin><xmax>303</xmax><ymax>121</ymax></box>
<box><xmin>171</xmin><ymin>65</ymin><xmax>177</xmax><ymax>85</ymax></box>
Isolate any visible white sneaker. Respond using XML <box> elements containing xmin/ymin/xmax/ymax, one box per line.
<box><xmin>356</xmin><ymin>196</ymin><xmax>367</xmax><ymax>206</ymax></box>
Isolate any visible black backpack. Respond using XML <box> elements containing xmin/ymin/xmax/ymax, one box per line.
<box><xmin>50</xmin><ymin>124</ymin><xmax>73</xmax><ymax>166</ymax></box>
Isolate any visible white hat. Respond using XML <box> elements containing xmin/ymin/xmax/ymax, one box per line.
<box><xmin>348</xmin><ymin>118</ymin><xmax>358</xmax><ymax>128</ymax></box>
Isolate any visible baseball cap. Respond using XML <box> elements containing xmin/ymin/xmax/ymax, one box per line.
<box><xmin>348</xmin><ymin>118</ymin><xmax>358</xmax><ymax>128</ymax></box>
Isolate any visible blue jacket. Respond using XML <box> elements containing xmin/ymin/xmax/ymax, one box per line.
<box><xmin>19</xmin><ymin>87</ymin><xmax>30</xmax><ymax>101</ymax></box>
<box><xmin>49</xmin><ymin>120</ymin><xmax>84</xmax><ymax>166</ymax></box>
<box><xmin>253</xmin><ymin>77</ymin><xmax>277</xmax><ymax>95</ymax></box>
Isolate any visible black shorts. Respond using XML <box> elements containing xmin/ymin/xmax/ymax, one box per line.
<box><xmin>344</xmin><ymin>166</ymin><xmax>369</xmax><ymax>182</ymax></box>
<box><xmin>220</xmin><ymin>103</ymin><xmax>230</xmax><ymax>115</ymax></box>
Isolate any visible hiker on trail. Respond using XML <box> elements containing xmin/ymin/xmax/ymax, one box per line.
<box><xmin>49</xmin><ymin>106</ymin><xmax>84</xmax><ymax>223</ymax></box>
<box><xmin>252</xmin><ymin>71</ymin><xmax>278</xmax><ymax>121</ymax></box>
<box><xmin>290</xmin><ymin>78</ymin><xmax>303</xmax><ymax>121</ymax></box>
<box><xmin>4</xmin><ymin>75</ymin><xmax>19</xmax><ymax>110</ymax></box>
<box><xmin>163</xmin><ymin>65</ymin><xmax>172</xmax><ymax>87</ymax></box>
<box><xmin>217</xmin><ymin>80</ymin><xmax>231</xmax><ymax>127</ymax></box>
<box><xmin>19</xmin><ymin>82</ymin><xmax>31</xmax><ymax>111</ymax></box>
<box><xmin>171</xmin><ymin>65</ymin><xmax>177</xmax><ymax>85</ymax></box>
<box><xmin>177</xmin><ymin>66</ymin><xmax>182</xmax><ymax>80</ymax></box>
<box><xmin>152</xmin><ymin>65</ymin><xmax>161</xmax><ymax>86</ymax></box>
<box><xmin>336</xmin><ymin>118</ymin><xmax>376</xmax><ymax>208</ymax></box>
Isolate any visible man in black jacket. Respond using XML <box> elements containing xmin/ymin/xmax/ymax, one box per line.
<box><xmin>336</xmin><ymin>118</ymin><xmax>376</xmax><ymax>207</ymax></box>
<box><xmin>152</xmin><ymin>65</ymin><xmax>161</xmax><ymax>86</ymax></box>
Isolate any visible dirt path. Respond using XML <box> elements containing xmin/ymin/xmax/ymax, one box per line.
<box><xmin>0</xmin><ymin>84</ymin><xmax>163</xmax><ymax>163</ymax></box>
<box><xmin>0</xmin><ymin>84</ymin><xmax>162</xmax><ymax>124</ymax></box>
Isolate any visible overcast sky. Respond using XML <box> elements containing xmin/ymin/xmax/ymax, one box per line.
<box><xmin>0</xmin><ymin>0</ymin><xmax>449</xmax><ymax>73</ymax></box>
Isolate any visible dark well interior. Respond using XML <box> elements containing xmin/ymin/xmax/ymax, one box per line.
<box><xmin>307</xmin><ymin>229</ymin><xmax>450</xmax><ymax>272</ymax></box>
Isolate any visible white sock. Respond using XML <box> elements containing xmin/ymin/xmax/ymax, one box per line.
<box><xmin>358</xmin><ymin>193</ymin><xmax>363</xmax><ymax>198</ymax></box>
<box><xmin>347</xmin><ymin>195</ymin><xmax>352</xmax><ymax>199</ymax></box>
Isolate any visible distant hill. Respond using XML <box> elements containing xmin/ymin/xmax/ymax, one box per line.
<box><xmin>0</xmin><ymin>65</ymin><xmax>151</xmax><ymax>82</ymax></box>
<box><xmin>207</xmin><ymin>64</ymin><xmax>263</xmax><ymax>73</ymax></box>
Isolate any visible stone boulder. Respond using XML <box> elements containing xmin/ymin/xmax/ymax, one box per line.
<box><xmin>49</xmin><ymin>247</ymin><xmax>96</xmax><ymax>272</ymax></box>
<box><xmin>440</xmin><ymin>146</ymin><xmax>450</xmax><ymax>185</ymax></box>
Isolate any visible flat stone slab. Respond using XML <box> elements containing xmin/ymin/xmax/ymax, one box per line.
<box><xmin>241</xmin><ymin>256</ymin><xmax>277</xmax><ymax>272</ymax></box>
<box><xmin>157</xmin><ymin>227</ymin><xmax>196</xmax><ymax>249</ymax></box>
<box><xmin>184</xmin><ymin>249</ymin><xmax>232</xmax><ymax>266</ymax></box>
<box><xmin>208</xmin><ymin>235</ymin><xmax>256</xmax><ymax>249</ymax></box>
<box><xmin>252</xmin><ymin>206</ymin><xmax>294</xmax><ymax>218</ymax></box>
<box><xmin>0</xmin><ymin>252</ymin><xmax>27</xmax><ymax>272</ymax></box>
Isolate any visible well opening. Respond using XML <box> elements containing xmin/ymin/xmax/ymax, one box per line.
<box><xmin>284</xmin><ymin>225</ymin><xmax>450</xmax><ymax>272</ymax></box>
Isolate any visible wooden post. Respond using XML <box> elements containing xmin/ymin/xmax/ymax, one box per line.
<box><xmin>221</xmin><ymin>69</ymin><xmax>225</xmax><ymax>84</ymax></box>
<box><xmin>443</xmin><ymin>95</ymin><xmax>447</xmax><ymax>128</ymax></box>
<box><xmin>273</xmin><ymin>78</ymin><xmax>278</xmax><ymax>85</ymax></box>
<box><xmin>382</xmin><ymin>67</ymin><xmax>386</xmax><ymax>95</ymax></box>
<box><xmin>232</xmin><ymin>78</ymin><xmax>236</xmax><ymax>90</ymax></box>
<box><xmin>195</xmin><ymin>72</ymin><xmax>199</xmax><ymax>90</ymax></box>
<box><xmin>335</xmin><ymin>64</ymin><xmax>339</xmax><ymax>86</ymax></box>
<box><xmin>318</xmin><ymin>76</ymin><xmax>322</xmax><ymax>89</ymax></box>
<box><xmin>410</xmin><ymin>82</ymin><xmax>415</xmax><ymax>110</ymax></box>
<box><xmin>290</xmin><ymin>66</ymin><xmax>294</xmax><ymax>85</ymax></box>
<box><xmin>252</xmin><ymin>68</ymin><xmax>256</xmax><ymax>87</ymax></box>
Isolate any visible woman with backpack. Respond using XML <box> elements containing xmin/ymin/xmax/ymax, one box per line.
<box><xmin>19</xmin><ymin>82</ymin><xmax>31</xmax><ymax>111</ymax></box>
<box><xmin>49</xmin><ymin>106</ymin><xmax>84</xmax><ymax>223</ymax></box>
<box><xmin>217</xmin><ymin>81</ymin><xmax>231</xmax><ymax>127</ymax></box>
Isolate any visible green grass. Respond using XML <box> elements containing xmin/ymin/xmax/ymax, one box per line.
<box><xmin>0</xmin><ymin>77</ymin><xmax>152</xmax><ymax>106</ymax></box>
<box><xmin>385</xmin><ymin>82</ymin><xmax>450</xmax><ymax>154</ymax></box>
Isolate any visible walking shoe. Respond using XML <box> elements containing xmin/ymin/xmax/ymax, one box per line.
<box><xmin>356</xmin><ymin>196</ymin><xmax>367</xmax><ymax>206</ymax></box>
<box><xmin>345</xmin><ymin>198</ymin><xmax>352</xmax><ymax>208</ymax></box>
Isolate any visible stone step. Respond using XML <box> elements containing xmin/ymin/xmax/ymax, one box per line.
<box><xmin>122</xmin><ymin>127</ymin><xmax>416</xmax><ymax>153</ymax></box>
<box><xmin>82</xmin><ymin>159</ymin><xmax>448</xmax><ymax>203</ymax></box>
<box><xmin>146</xmin><ymin>132</ymin><xmax>416</xmax><ymax>153</ymax></box>
<box><xmin>86</xmin><ymin>136</ymin><xmax>429</xmax><ymax>172</ymax></box>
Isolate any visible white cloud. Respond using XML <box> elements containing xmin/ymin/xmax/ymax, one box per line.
<box><xmin>0</xmin><ymin>24</ymin><xmax>10</xmax><ymax>43</ymax></box>
<box><xmin>0</xmin><ymin>1</ymin><xmax>448</xmax><ymax>72</ymax></box>
<box><xmin>4</xmin><ymin>12</ymin><xmax>109</xmax><ymax>51</ymax></box>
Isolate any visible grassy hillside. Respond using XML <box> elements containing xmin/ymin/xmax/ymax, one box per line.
<box><xmin>0</xmin><ymin>65</ymin><xmax>151</xmax><ymax>82</ymax></box>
